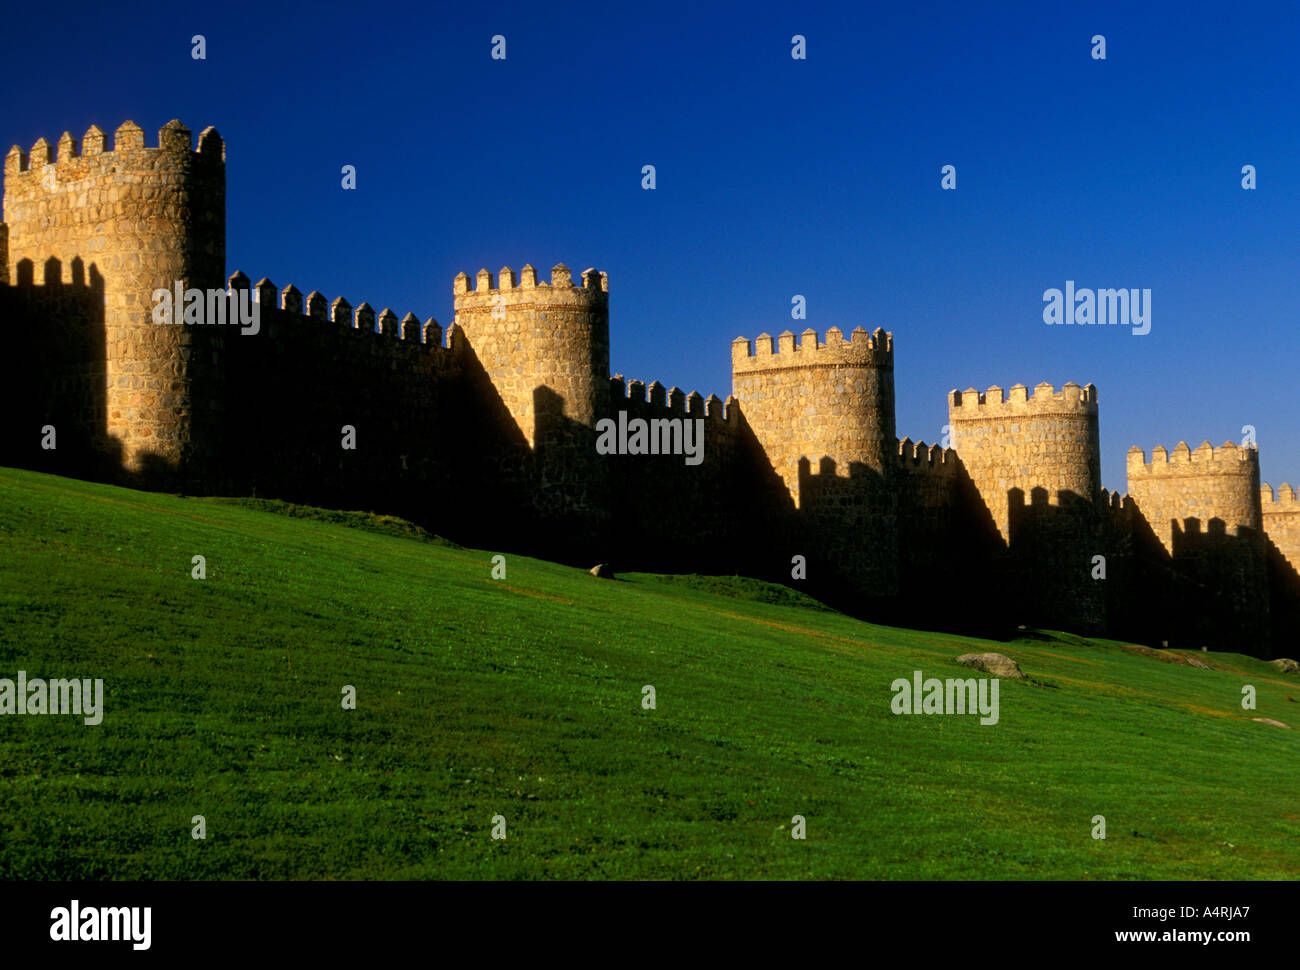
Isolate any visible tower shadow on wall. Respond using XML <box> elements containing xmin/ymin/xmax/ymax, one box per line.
<box><xmin>1170</xmin><ymin>517</ymin><xmax>1270</xmax><ymax>656</ymax></box>
<box><xmin>532</xmin><ymin>384</ymin><xmax>610</xmax><ymax>566</ymax></box>
<box><xmin>215</xmin><ymin>305</ymin><xmax>535</xmax><ymax>551</ymax></box>
<box><xmin>896</xmin><ymin>453</ymin><xmax>1005</xmax><ymax>638</ymax></box>
<box><xmin>1005</xmin><ymin>486</ymin><xmax>1107</xmax><ymax>636</ymax></box>
<box><xmin>729</xmin><ymin>402</ymin><xmax>801</xmax><ymax>580</ymax></box>
<box><xmin>1265</xmin><ymin>535</ymin><xmax>1300</xmax><ymax>655</ymax></box>
<box><xmin>0</xmin><ymin>256</ymin><xmax>127</xmax><ymax>480</ymax></box>
<box><xmin>795</xmin><ymin>455</ymin><xmax>898</xmax><ymax>620</ymax></box>
<box><xmin>1098</xmin><ymin>492</ymin><xmax>1176</xmax><ymax>649</ymax></box>
<box><xmin>792</xmin><ymin>452</ymin><xmax>1014</xmax><ymax>637</ymax></box>
<box><xmin>601</xmin><ymin>391</ymin><xmax>794</xmax><ymax>578</ymax></box>
<box><xmin>432</xmin><ymin>338</ymin><xmax>532</xmax><ymax>552</ymax></box>
<box><xmin>217</xmin><ymin>294</ymin><xmax>414</xmax><ymax>513</ymax></box>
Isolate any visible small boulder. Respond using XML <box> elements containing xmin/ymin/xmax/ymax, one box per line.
<box><xmin>1120</xmin><ymin>643</ymin><xmax>1212</xmax><ymax>668</ymax></box>
<box><xmin>589</xmin><ymin>563</ymin><xmax>614</xmax><ymax>579</ymax></box>
<box><xmin>1251</xmin><ymin>717</ymin><xmax>1291</xmax><ymax>729</ymax></box>
<box><xmin>1270</xmin><ymin>658</ymin><xmax>1299</xmax><ymax>674</ymax></box>
<box><xmin>956</xmin><ymin>653</ymin><xmax>1026</xmax><ymax>679</ymax></box>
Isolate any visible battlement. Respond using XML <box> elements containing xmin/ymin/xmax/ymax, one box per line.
<box><xmin>236</xmin><ymin>271</ymin><xmax>451</xmax><ymax>350</ymax></box>
<box><xmin>731</xmin><ymin>326</ymin><xmax>892</xmax><ymax>371</ymax></box>
<box><xmin>452</xmin><ymin>263</ymin><xmax>608</xmax><ymax>308</ymax></box>
<box><xmin>1261</xmin><ymin>482</ymin><xmax>1300</xmax><ymax>509</ymax></box>
<box><xmin>5</xmin><ymin>120</ymin><xmax>224</xmax><ymax>179</ymax></box>
<box><xmin>610</xmin><ymin>374</ymin><xmax>736</xmax><ymax>424</ymax></box>
<box><xmin>948</xmin><ymin>381</ymin><xmax>1097</xmax><ymax>414</ymax></box>
<box><xmin>1099</xmin><ymin>488</ymin><xmax>1132</xmax><ymax>512</ymax></box>
<box><xmin>1127</xmin><ymin>440</ymin><xmax>1259</xmax><ymax>476</ymax></box>
<box><xmin>895</xmin><ymin>436</ymin><xmax>958</xmax><ymax>472</ymax></box>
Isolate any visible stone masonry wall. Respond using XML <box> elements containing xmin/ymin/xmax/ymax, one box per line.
<box><xmin>3</xmin><ymin>121</ymin><xmax>225</xmax><ymax>483</ymax></box>
<box><xmin>947</xmin><ymin>382</ymin><xmax>1101</xmax><ymax>542</ymax></box>
<box><xmin>216</xmin><ymin>273</ymin><xmax>483</xmax><ymax>532</ymax></box>
<box><xmin>893</xmin><ymin>438</ymin><xmax>1008</xmax><ymax>631</ymax></box>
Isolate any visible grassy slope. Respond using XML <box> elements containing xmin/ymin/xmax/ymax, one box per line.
<box><xmin>0</xmin><ymin>467</ymin><xmax>1295</xmax><ymax>880</ymax></box>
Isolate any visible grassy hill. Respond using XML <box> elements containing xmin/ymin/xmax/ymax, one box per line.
<box><xmin>0</xmin><ymin>466</ymin><xmax>1295</xmax><ymax>879</ymax></box>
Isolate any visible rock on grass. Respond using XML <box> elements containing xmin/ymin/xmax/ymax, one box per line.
<box><xmin>956</xmin><ymin>653</ymin><xmax>1026</xmax><ymax>679</ymax></box>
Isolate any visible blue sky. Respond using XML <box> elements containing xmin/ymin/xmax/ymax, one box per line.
<box><xmin>4</xmin><ymin>0</ymin><xmax>1298</xmax><ymax>492</ymax></box>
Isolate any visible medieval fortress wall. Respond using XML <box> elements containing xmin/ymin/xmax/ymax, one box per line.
<box><xmin>3</xmin><ymin>121</ymin><xmax>226</xmax><ymax>475</ymax></box>
<box><xmin>1</xmin><ymin>120</ymin><xmax>1296</xmax><ymax>657</ymax></box>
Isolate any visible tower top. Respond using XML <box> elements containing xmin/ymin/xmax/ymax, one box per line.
<box><xmin>948</xmin><ymin>381</ymin><xmax>1097</xmax><ymax>416</ymax></box>
<box><xmin>5</xmin><ymin>119</ymin><xmax>224</xmax><ymax>180</ymax></box>
<box><xmin>452</xmin><ymin>263</ymin><xmax>607</xmax><ymax>299</ymax></box>
<box><xmin>731</xmin><ymin>326</ymin><xmax>892</xmax><ymax>372</ymax></box>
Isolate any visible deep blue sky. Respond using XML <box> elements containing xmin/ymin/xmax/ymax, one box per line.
<box><xmin>3</xmin><ymin>0</ymin><xmax>1297</xmax><ymax>492</ymax></box>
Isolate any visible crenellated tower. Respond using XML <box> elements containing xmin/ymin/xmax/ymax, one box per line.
<box><xmin>947</xmin><ymin>382</ymin><xmax>1100</xmax><ymax>542</ymax></box>
<box><xmin>732</xmin><ymin>326</ymin><xmax>898</xmax><ymax>599</ymax></box>
<box><xmin>1126</xmin><ymin>441</ymin><xmax>1261</xmax><ymax>553</ymax></box>
<box><xmin>1127</xmin><ymin>441</ymin><xmax>1268</xmax><ymax>652</ymax></box>
<box><xmin>2</xmin><ymin>120</ymin><xmax>226</xmax><ymax>482</ymax></box>
<box><xmin>452</xmin><ymin>264</ymin><xmax>611</xmax><ymax>555</ymax></box>
<box><xmin>1261</xmin><ymin>481</ymin><xmax>1300</xmax><ymax>652</ymax></box>
<box><xmin>732</xmin><ymin>326</ymin><xmax>895</xmax><ymax>499</ymax></box>
<box><xmin>947</xmin><ymin>381</ymin><xmax>1104</xmax><ymax>632</ymax></box>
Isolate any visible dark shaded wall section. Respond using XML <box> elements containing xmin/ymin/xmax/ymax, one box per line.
<box><xmin>0</xmin><ymin>263</ymin><xmax>113</xmax><ymax>478</ymax></box>
<box><xmin>603</xmin><ymin>376</ymin><xmax>791</xmax><ymax>577</ymax></box>
<box><xmin>215</xmin><ymin>275</ymin><xmax>534</xmax><ymax>554</ymax></box>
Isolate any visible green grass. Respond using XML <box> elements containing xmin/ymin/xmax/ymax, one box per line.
<box><xmin>0</xmin><ymin>466</ymin><xmax>1296</xmax><ymax>879</ymax></box>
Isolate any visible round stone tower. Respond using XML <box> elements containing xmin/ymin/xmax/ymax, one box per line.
<box><xmin>1126</xmin><ymin>441</ymin><xmax>1268</xmax><ymax>653</ymax></box>
<box><xmin>947</xmin><ymin>381</ymin><xmax>1101</xmax><ymax>542</ymax></box>
<box><xmin>947</xmin><ymin>381</ymin><xmax>1104</xmax><ymax>633</ymax></box>
<box><xmin>731</xmin><ymin>326</ymin><xmax>896</xmax><ymax>499</ymax></box>
<box><xmin>731</xmin><ymin>326</ymin><xmax>898</xmax><ymax>601</ymax></box>
<box><xmin>452</xmin><ymin>263</ymin><xmax>611</xmax><ymax>556</ymax></box>
<box><xmin>1127</xmin><ymin>441</ymin><xmax>1261</xmax><ymax>553</ymax></box>
<box><xmin>3</xmin><ymin>119</ymin><xmax>226</xmax><ymax>484</ymax></box>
